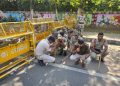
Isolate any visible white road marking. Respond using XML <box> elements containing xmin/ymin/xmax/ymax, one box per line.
<box><xmin>50</xmin><ymin>63</ymin><xmax>120</xmax><ymax>82</ymax></box>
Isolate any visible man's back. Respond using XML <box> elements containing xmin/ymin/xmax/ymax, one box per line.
<box><xmin>35</xmin><ymin>39</ymin><xmax>49</xmax><ymax>56</ymax></box>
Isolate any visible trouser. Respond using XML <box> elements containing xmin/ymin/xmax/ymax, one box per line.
<box><xmin>77</xmin><ymin>24</ymin><xmax>84</xmax><ymax>36</ymax></box>
<box><xmin>70</xmin><ymin>54</ymin><xmax>91</xmax><ymax>65</ymax></box>
<box><xmin>36</xmin><ymin>54</ymin><xmax>55</xmax><ymax>63</ymax></box>
<box><xmin>90</xmin><ymin>51</ymin><xmax>108</xmax><ymax>60</ymax></box>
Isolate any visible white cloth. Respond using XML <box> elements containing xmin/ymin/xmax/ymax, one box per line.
<box><xmin>35</xmin><ymin>39</ymin><xmax>55</xmax><ymax>63</ymax></box>
<box><xmin>35</xmin><ymin>39</ymin><xmax>50</xmax><ymax>56</ymax></box>
<box><xmin>37</xmin><ymin>55</ymin><xmax>55</xmax><ymax>63</ymax></box>
<box><xmin>90</xmin><ymin>51</ymin><xmax>108</xmax><ymax>60</ymax></box>
<box><xmin>70</xmin><ymin>54</ymin><xmax>91</xmax><ymax>65</ymax></box>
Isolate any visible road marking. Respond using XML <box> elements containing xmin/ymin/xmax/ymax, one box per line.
<box><xmin>50</xmin><ymin>63</ymin><xmax>120</xmax><ymax>82</ymax></box>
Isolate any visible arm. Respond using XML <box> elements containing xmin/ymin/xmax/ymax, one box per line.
<box><xmin>85</xmin><ymin>54</ymin><xmax>90</xmax><ymax>59</ymax></box>
<box><xmin>102</xmin><ymin>40</ymin><xmax>108</xmax><ymax>53</ymax></box>
<box><xmin>71</xmin><ymin>44</ymin><xmax>79</xmax><ymax>54</ymax></box>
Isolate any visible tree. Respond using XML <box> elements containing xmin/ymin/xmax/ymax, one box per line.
<box><xmin>0</xmin><ymin>0</ymin><xmax>120</xmax><ymax>13</ymax></box>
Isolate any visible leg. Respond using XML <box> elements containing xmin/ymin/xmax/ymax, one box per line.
<box><xmin>84</xmin><ymin>56</ymin><xmax>91</xmax><ymax>65</ymax></box>
<box><xmin>70</xmin><ymin>54</ymin><xmax>80</xmax><ymax>61</ymax></box>
<box><xmin>41</xmin><ymin>54</ymin><xmax>55</xmax><ymax>63</ymax></box>
<box><xmin>36</xmin><ymin>55</ymin><xmax>46</xmax><ymax>66</ymax></box>
<box><xmin>101</xmin><ymin>51</ymin><xmax>109</xmax><ymax>62</ymax></box>
<box><xmin>79</xmin><ymin>55</ymin><xmax>91</xmax><ymax>68</ymax></box>
<box><xmin>90</xmin><ymin>52</ymin><xmax>97</xmax><ymax>60</ymax></box>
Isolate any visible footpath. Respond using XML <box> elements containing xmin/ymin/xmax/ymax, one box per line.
<box><xmin>83</xmin><ymin>32</ymin><xmax>120</xmax><ymax>45</ymax></box>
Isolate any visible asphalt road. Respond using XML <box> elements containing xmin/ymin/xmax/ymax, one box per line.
<box><xmin>0</xmin><ymin>44</ymin><xmax>120</xmax><ymax>86</ymax></box>
<box><xmin>0</xmin><ymin>61</ymin><xmax>120</xmax><ymax>86</ymax></box>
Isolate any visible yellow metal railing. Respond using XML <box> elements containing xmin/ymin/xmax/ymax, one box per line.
<box><xmin>0</xmin><ymin>16</ymin><xmax>77</xmax><ymax>79</ymax></box>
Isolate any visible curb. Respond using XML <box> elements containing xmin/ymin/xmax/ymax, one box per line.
<box><xmin>84</xmin><ymin>38</ymin><xmax>120</xmax><ymax>46</ymax></box>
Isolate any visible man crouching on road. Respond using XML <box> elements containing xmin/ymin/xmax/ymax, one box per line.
<box><xmin>35</xmin><ymin>36</ymin><xmax>56</xmax><ymax>66</ymax></box>
<box><xmin>70</xmin><ymin>39</ymin><xmax>91</xmax><ymax>68</ymax></box>
<box><xmin>90</xmin><ymin>32</ymin><xmax>108</xmax><ymax>62</ymax></box>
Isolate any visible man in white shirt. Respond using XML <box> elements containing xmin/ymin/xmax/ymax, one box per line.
<box><xmin>35</xmin><ymin>36</ymin><xmax>56</xmax><ymax>66</ymax></box>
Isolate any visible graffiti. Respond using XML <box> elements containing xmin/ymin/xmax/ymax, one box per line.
<box><xmin>85</xmin><ymin>14</ymin><xmax>92</xmax><ymax>25</ymax></box>
<box><xmin>0</xmin><ymin>11</ymin><xmax>57</xmax><ymax>22</ymax></box>
<box><xmin>96</xmin><ymin>14</ymin><xmax>120</xmax><ymax>26</ymax></box>
<box><xmin>0</xmin><ymin>11</ymin><xmax>120</xmax><ymax>27</ymax></box>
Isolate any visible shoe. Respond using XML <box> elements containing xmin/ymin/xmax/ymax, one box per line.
<box><xmin>58</xmin><ymin>51</ymin><xmax>63</xmax><ymax>55</ymax></box>
<box><xmin>99</xmin><ymin>57</ymin><xmax>105</xmax><ymax>63</ymax></box>
<box><xmin>63</xmin><ymin>51</ymin><xmax>67</xmax><ymax>56</ymax></box>
<box><xmin>101</xmin><ymin>58</ymin><xmax>105</xmax><ymax>62</ymax></box>
<box><xmin>38</xmin><ymin>60</ymin><xmax>46</xmax><ymax>66</ymax></box>
<box><xmin>74</xmin><ymin>59</ymin><xmax>80</xmax><ymax>65</ymax></box>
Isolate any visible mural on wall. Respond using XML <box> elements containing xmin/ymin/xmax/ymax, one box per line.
<box><xmin>0</xmin><ymin>11</ymin><xmax>25</xmax><ymax>22</ymax></box>
<box><xmin>5</xmin><ymin>11</ymin><xmax>25</xmax><ymax>21</ymax></box>
<box><xmin>92</xmin><ymin>13</ymin><xmax>98</xmax><ymax>25</ymax></box>
<box><xmin>0</xmin><ymin>10</ymin><xmax>120</xmax><ymax>27</ymax></box>
<box><xmin>22</xmin><ymin>12</ymin><xmax>56</xmax><ymax>20</ymax></box>
<box><xmin>0</xmin><ymin>11</ymin><xmax>57</xmax><ymax>22</ymax></box>
<box><xmin>85</xmin><ymin>14</ymin><xmax>92</xmax><ymax>25</ymax></box>
<box><xmin>96</xmin><ymin>14</ymin><xmax>120</xmax><ymax>26</ymax></box>
<box><xmin>0</xmin><ymin>10</ymin><xmax>5</xmax><ymax>19</ymax></box>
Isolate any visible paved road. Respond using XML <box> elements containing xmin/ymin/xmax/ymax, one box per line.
<box><xmin>0</xmin><ymin>44</ymin><xmax>120</xmax><ymax>86</ymax></box>
<box><xmin>0</xmin><ymin>62</ymin><xmax>120</xmax><ymax>86</ymax></box>
<box><xmin>83</xmin><ymin>32</ymin><xmax>120</xmax><ymax>41</ymax></box>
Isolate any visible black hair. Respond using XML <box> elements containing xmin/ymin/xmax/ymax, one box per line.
<box><xmin>60</xmin><ymin>32</ymin><xmax>64</xmax><ymax>36</ymax></box>
<box><xmin>48</xmin><ymin>36</ymin><xmax>55</xmax><ymax>42</ymax></box>
<box><xmin>78</xmin><ymin>39</ymin><xmax>84</xmax><ymax>44</ymax></box>
<box><xmin>98</xmin><ymin>32</ymin><xmax>104</xmax><ymax>36</ymax></box>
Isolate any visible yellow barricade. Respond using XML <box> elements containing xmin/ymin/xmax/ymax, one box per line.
<box><xmin>0</xmin><ymin>16</ymin><xmax>77</xmax><ymax>79</ymax></box>
<box><xmin>44</xmin><ymin>31</ymin><xmax>50</xmax><ymax>38</ymax></box>
<box><xmin>35</xmin><ymin>33</ymin><xmax>45</xmax><ymax>42</ymax></box>
<box><xmin>0</xmin><ymin>40</ymin><xmax>30</xmax><ymax>64</ymax></box>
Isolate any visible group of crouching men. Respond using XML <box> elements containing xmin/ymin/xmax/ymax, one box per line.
<box><xmin>35</xmin><ymin>28</ymin><xmax>108</xmax><ymax>68</ymax></box>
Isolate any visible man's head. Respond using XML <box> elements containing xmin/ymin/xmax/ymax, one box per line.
<box><xmin>60</xmin><ymin>32</ymin><xmax>65</xmax><ymax>37</ymax></box>
<box><xmin>48</xmin><ymin>36</ymin><xmax>55</xmax><ymax>44</ymax></box>
<box><xmin>78</xmin><ymin>39</ymin><xmax>84</xmax><ymax>47</ymax></box>
<box><xmin>98</xmin><ymin>32</ymin><xmax>104</xmax><ymax>41</ymax></box>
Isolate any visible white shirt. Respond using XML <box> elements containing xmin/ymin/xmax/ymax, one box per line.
<box><xmin>35</xmin><ymin>39</ymin><xmax>50</xmax><ymax>56</ymax></box>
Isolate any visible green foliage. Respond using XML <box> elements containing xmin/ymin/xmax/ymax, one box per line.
<box><xmin>0</xmin><ymin>0</ymin><xmax>119</xmax><ymax>12</ymax></box>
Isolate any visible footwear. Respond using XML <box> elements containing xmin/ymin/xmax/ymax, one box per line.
<box><xmin>101</xmin><ymin>58</ymin><xmax>105</xmax><ymax>62</ymax></box>
<box><xmin>74</xmin><ymin>59</ymin><xmax>80</xmax><ymax>65</ymax></box>
<box><xmin>63</xmin><ymin>51</ymin><xmax>67</xmax><ymax>56</ymax></box>
<box><xmin>58</xmin><ymin>50</ymin><xmax>63</xmax><ymax>55</ymax></box>
<box><xmin>38</xmin><ymin>60</ymin><xmax>46</xmax><ymax>66</ymax></box>
<box><xmin>99</xmin><ymin>57</ymin><xmax>105</xmax><ymax>63</ymax></box>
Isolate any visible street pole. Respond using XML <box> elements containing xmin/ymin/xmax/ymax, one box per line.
<box><xmin>30</xmin><ymin>0</ymin><xmax>33</xmax><ymax>19</ymax></box>
<box><xmin>55</xmin><ymin>0</ymin><xmax>58</xmax><ymax>20</ymax></box>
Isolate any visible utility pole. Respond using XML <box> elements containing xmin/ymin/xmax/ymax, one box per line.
<box><xmin>55</xmin><ymin>0</ymin><xmax>58</xmax><ymax>20</ymax></box>
<box><xmin>30</xmin><ymin>0</ymin><xmax>33</xmax><ymax>19</ymax></box>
